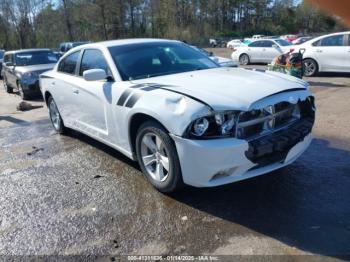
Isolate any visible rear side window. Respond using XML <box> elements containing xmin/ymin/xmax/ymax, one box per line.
<box><xmin>320</xmin><ymin>35</ymin><xmax>344</xmax><ymax>46</ymax></box>
<box><xmin>249</xmin><ymin>41</ymin><xmax>264</xmax><ymax>47</ymax></box>
<box><xmin>79</xmin><ymin>49</ymin><xmax>110</xmax><ymax>76</ymax></box>
<box><xmin>58</xmin><ymin>51</ymin><xmax>80</xmax><ymax>75</ymax></box>
<box><xmin>262</xmin><ymin>41</ymin><xmax>274</xmax><ymax>47</ymax></box>
<box><xmin>348</xmin><ymin>35</ymin><xmax>350</xmax><ymax>46</ymax></box>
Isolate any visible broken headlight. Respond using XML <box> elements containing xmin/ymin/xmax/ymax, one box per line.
<box><xmin>186</xmin><ymin>111</ymin><xmax>240</xmax><ymax>139</ymax></box>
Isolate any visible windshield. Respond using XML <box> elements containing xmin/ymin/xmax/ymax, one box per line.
<box><xmin>108</xmin><ymin>42</ymin><xmax>219</xmax><ymax>81</ymax></box>
<box><xmin>15</xmin><ymin>51</ymin><xmax>58</xmax><ymax>66</ymax></box>
<box><xmin>275</xmin><ymin>39</ymin><xmax>292</xmax><ymax>46</ymax></box>
<box><xmin>0</xmin><ymin>51</ymin><xmax>4</xmax><ymax>59</ymax></box>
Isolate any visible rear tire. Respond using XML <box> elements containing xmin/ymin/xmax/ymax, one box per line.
<box><xmin>239</xmin><ymin>54</ymin><xmax>250</xmax><ymax>65</ymax></box>
<box><xmin>48</xmin><ymin>96</ymin><xmax>66</xmax><ymax>134</ymax></box>
<box><xmin>135</xmin><ymin>121</ymin><xmax>184</xmax><ymax>193</ymax></box>
<box><xmin>3</xmin><ymin>77</ymin><xmax>13</xmax><ymax>93</ymax></box>
<box><xmin>303</xmin><ymin>58</ymin><xmax>318</xmax><ymax>77</ymax></box>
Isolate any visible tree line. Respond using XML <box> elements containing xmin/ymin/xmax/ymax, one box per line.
<box><xmin>0</xmin><ymin>0</ymin><xmax>348</xmax><ymax>50</ymax></box>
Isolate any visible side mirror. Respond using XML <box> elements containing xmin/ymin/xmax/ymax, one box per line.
<box><xmin>209</xmin><ymin>51</ymin><xmax>214</xmax><ymax>56</ymax></box>
<box><xmin>5</xmin><ymin>62</ymin><xmax>13</xmax><ymax>67</ymax></box>
<box><xmin>272</xmin><ymin>44</ymin><xmax>279</xmax><ymax>49</ymax></box>
<box><xmin>83</xmin><ymin>69</ymin><xmax>107</xmax><ymax>81</ymax></box>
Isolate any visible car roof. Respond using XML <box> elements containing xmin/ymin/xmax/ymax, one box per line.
<box><xmin>5</xmin><ymin>48</ymin><xmax>51</xmax><ymax>54</ymax></box>
<box><xmin>311</xmin><ymin>31</ymin><xmax>350</xmax><ymax>42</ymax></box>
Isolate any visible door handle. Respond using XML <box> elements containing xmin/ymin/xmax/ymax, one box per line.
<box><xmin>51</xmin><ymin>81</ymin><xmax>55</xmax><ymax>86</ymax></box>
<box><xmin>73</xmin><ymin>89</ymin><xmax>79</xmax><ymax>94</ymax></box>
<box><xmin>316</xmin><ymin>49</ymin><xmax>323</xmax><ymax>53</ymax></box>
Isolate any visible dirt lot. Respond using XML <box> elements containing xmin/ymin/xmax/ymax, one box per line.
<box><xmin>1</xmin><ymin>54</ymin><xmax>350</xmax><ymax>260</ymax></box>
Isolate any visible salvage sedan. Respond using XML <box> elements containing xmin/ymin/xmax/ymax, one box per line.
<box><xmin>40</xmin><ymin>39</ymin><xmax>315</xmax><ymax>192</ymax></box>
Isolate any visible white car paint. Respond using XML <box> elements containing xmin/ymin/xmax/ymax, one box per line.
<box><xmin>231</xmin><ymin>39</ymin><xmax>295</xmax><ymax>64</ymax></box>
<box><xmin>227</xmin><ymin>39</ymin><xmax>243</xmax><ymax>48</ymax></box>
<box><xmin>295</xmin><ymin>31</ymin><xmax>350</xmax><ymax>74</ymax></box>
<box><xmin>40</xmin><ymin>39</ymin><xmax>315</xmax><ymax>188</ymax></box>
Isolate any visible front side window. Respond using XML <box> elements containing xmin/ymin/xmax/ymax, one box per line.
<box><xmin>14</xmin><ymin>51</ymin><xmax>58</xmax><ymax>66</ymax></box>
<box><xmin>320</xmin><ymin>35</ymin><xmax>344</xmax><ymax>46</ymax></box>
<box><xmin>108</xmin><ymin>42</ymin><xmax>219</xmax><ymax>81</ymax></box>
<box><xmin>348</xmin><ymin>35</ymin><xmax>350</xmax><ymax>46</ymax></box>
<box><xmin>79</xmin><ymin>49</ymin><xmax>110</xmax><ymax>76</ymax></box>
<box><xmin>249</xmin><ymin>41</ymin><xmax>264</xmax><ymax>47</ymax></box>
<box><xmin>3</xmin><ymin>54</ymin><xmax>12</xmax><ymax>63</ymax></box>
<box><xmin>58</xmin><ymin>51</ymin><xmax>80</xmax><ymax>75</ymax></box>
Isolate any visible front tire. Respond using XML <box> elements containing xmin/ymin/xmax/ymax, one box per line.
<box><xmin>303</xmin><ymin>58</ymin><xmax>318</xmax><ymax>77</ymax></box>
<box><xmin>239</xmin><ymin>53</ymin><xmax>250</xmax><ymax>65</ymax></box>
<box><xmin>18</xmin><ymin>82</ymin><xmax>30</xmax><ymax>100</ymax></box>
<box><xmin>3</xmin><ymin>77</ymin><xmax>13</xmax><ymax>93</ymax></box>
<box><xmin>48</xmin><ymin>96</ymin><xmax>66</xmax><ymax>134</ymax></box>
<box><xmin>135</xmin><ymin>121</ymin><xmax>184</xmax><ymax>193</ymax></box>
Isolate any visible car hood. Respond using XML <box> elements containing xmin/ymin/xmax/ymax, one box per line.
<box><xmin>132</xmin><ymin>67</ymin><xmax>308</xmax><ymax>111</ymax></box>
<box><xmin>15</xmin><ymin>63</ymin><xmax>56</xmax><ymax>75</ymax></box>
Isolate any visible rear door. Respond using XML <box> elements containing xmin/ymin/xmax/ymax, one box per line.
<box><xmin>54</xmin><ymin>50</ymin><xmax>81</xmax><ymax>126</ymax></box>
<box><xmin>247</xmin><ymin>40</ymin><xmax>265</xmax><ymax>62</ymax></box>
<box><xmin>72</xmin><ymin>48</ymin><xmax>112</xmax><ymax>138</ymax></box>
<box><xmin>261</xmin><ymin>40</ymin><xmax>282</xmax><ymax>63</ymax></box>
<box><xmin>312</xmin><ymin>34</ymin><xmax>347</xmax><ymax>72</ymax></box>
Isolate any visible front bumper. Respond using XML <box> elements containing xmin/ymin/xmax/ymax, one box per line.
<box><xmin>171</xmin><ymin>119</ymin><xmax>313</xmax><ymax>187</ymax></box>
<box><xmin>20</xmin><ymin>79</ymin><xmax>41</xmax><ymax>96</ymax></box>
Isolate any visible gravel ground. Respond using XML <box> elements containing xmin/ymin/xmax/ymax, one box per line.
<box><xmin>0</xmin><ymin>56</ymin><xmax>350</xmax><ymax>261</ymax></box>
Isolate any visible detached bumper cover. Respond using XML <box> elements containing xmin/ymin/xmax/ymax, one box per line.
<box><xmin>171</xmin><ymin>118</ymin><xmax>314</xmax><ymax>187</ymax></box>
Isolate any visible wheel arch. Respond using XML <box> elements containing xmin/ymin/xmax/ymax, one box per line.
<box><xmin>128</xmin><ymin>112</ymin><xmax>170</xmax><ymax>159</ymax></box>
<box><xmin>44</xmin><ymin>91</ymin><xmax>52</xmax><ymax>106</ymax></box>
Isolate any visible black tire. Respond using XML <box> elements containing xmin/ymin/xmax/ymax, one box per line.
<box><xmin>303</xmin><ymin>58</ymin><xmax>318</xmax><ymax>77</ymax></box>
<box><xmin>17</xmin><ymin>82</ymin><xmax>30</xmax><ymax>100</ymax></box>
<box><xmin>135</xmin><ymin>120</ymin><xmax>184</xmax><ymax>193</ymax></box>
<box><xmin>239</xmin><ymin>53</ymin><xmax>250</xmax><ymax>65</ymax></box>
<box><xmin>3</xmin><ymin>77</ymin><xmax>13</xmax><ymax>93</ymax></box>
<box><xmin>48</xmin><ymin>96</ymin><xmax>66</xmax><ymax>134</ymax></box>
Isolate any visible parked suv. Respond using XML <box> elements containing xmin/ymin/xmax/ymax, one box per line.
<box><xmin>2</xmin><ymin>49</ymin><xmax>59</xmax><ymax>99</ymax></box>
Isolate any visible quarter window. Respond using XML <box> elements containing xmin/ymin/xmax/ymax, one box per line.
<box><xmin>79</xmin><ymin>49</ymin><xmax>110</xmax><ymax>76</ymax></box>
<box><xmin>320</xmin><ymin>35</ymin><xmax>344</xmax><ymax>46</ymax></box>
<box><xmin>58</xmin><ymin>51</ymin><xmax>80</xmax><ymax>75</ymax></box>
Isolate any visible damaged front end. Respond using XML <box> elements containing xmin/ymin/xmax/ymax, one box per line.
<box><xmin>241</xmin><ymin>96</ymin><xmax>315</xmax><ymax>167</ymax></box>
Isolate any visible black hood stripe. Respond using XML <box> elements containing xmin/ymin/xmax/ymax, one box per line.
<box><xmin>117</xmin><ymin>89</ymin><xmax>132</xmax><ymax>106</ymax></box>
<box><xmin>125</xmin><ymin>92</ymin><xmax>142</xmax><ymax>108</ymax></box>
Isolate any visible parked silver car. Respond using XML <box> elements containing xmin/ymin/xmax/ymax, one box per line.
<box><xmin>2</xmin><ymin>49</ymin><xmax>58</xmax><ymax>100</ymax></box>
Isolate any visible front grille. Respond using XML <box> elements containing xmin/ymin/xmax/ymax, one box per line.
<box><xmin>242</xmin><ymin>96</ymin><xmax>315</xmax><ymax>166</ymax></box>
<box><xmin>236</xmin><ymin>98</ymin><xmax>314</xmax><ymax>141</ymax></box>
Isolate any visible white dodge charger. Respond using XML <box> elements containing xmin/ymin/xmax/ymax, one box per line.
<box><xmin>40</xmin><ymin>39</ymin><xmax>315</xmax><ymax>192</ymax></box>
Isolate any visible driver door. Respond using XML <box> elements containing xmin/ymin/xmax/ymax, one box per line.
<box><xmin>71</xmin><ymin>49</ymin><xmax>111</xmax><ymax>139</ymax></box>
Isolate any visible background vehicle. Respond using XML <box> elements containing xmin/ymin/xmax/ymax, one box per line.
<box><xmin>2</xmin><ymin>49</ymin><xmax>58</xmax><ymax>99</ymax></box>
<box><xmin>292</xmin><ymin>36</ymin><xmax>313</xmax><ymax>45</ymax></box>
<box><xmin>0</xmin><ymin>49</ymin><xmax>4</xmax><ymax>79</ymax></box>
<box><xmin>191</xmin><ymin>46</ymin><xmax>237</xmax><ymax>67</ymax></box>
<box><xmin>296</xmin><ymin>31</ymin><xmax>350</xmax><ymax>76</ymax></box>
<box><xmin>252</xmin><ymin>35</ymin><xmax>264</xmax><ymax>40</ymax></box>
<box><xmin>227</xmin><ymin>39</ymin><xmax>243</xmax><ymax>48</ymax></box>
<box><xmin>281</xmin><ymin>34</ymin><xmax>299</xmax><ymax>42</ymax></box>
<box><xmin>40</xmin><ymin>39</ymin><xmax>315</xmax><ymax>193</ymax></box>
<box><xmin>231</xmin><ymin>38</ymin><xmax>294</xmax><ymax>65</ymax></box>
<box><xmin>59</xmin><ymin>41</ymin><xmax>89</xmax><ymax>54</ymax></box>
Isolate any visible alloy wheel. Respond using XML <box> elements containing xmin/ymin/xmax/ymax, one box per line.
<box><xmin>303</xmin><ymin>60</ymin><xmax>317</xmax><ymax>76</ymax></box>
<box><xmin>49</xmin><ymin>99</ymin><xmax>61</xmax><ymax>130</ymax></box>
<box><xmin>140</xmin><ymin>132</ymin><xmax>170</xmax><ymax>182</ymax></box>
